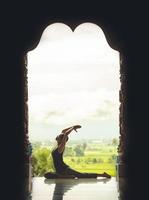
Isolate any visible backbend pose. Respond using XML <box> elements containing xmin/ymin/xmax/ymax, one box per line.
<box><xmin>51</xmin><ymin>125</ymin><xmax>111</xmax><ymax>178</ymax></box>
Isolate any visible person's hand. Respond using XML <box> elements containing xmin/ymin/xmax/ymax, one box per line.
<box><xmin>73</xmin><ymin>125</ymin><xmax>81</xmax><ymax>132</ymax></box>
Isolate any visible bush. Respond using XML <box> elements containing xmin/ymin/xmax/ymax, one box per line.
<box><xmin>32</xmin><ymin>147</ymin><xmax>55</xmax><ymax>176</ymax></box>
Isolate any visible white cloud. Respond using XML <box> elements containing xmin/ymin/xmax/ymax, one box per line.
<box><xmin>29</xmin><ymin>88</ymin><xmax>119</xmax><ymax>125</ymax></box>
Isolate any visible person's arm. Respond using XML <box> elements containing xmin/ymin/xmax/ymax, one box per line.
<box><xmin>61</xmin><ymin>125</ymin><xmax>81</xmax><ymax>135</ymax></box>
<box><xmin>73</xmin><ymin>125</ymin><xmax>81</xmax><ymax>132</ymax></box>
<box><xmin>57</xmin><ymin>127</ymin><xmax>74</xmax><ymax>153</ymax></box>
<box><xmin>58</xmin><ymin>125</ymin><xmax>81</xmax><ymax>153</ymax></box>
<box><xmin>61</xmin><ymin>126</ymin><xmax>74</xmax><ymax>135</ymax></box>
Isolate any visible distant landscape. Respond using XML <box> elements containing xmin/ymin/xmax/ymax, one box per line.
<box><xmin>31</xmin><ymin>138</ymin><xmax>119</xmax><ymax>177</ymax></box>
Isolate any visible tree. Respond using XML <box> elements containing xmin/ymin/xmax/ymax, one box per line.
<box><xmin>74</xmin><ymin>145</ymin><xmax>84</xmax><ymax>156</ymax></box>
<box><xmin>92</xmin><ymin>158</ymin><xmax>97</xmax><ymax>163</ymax></box>
<box><xmin>112</xmin><ymin>138</ymin><xmax>118</xmax><ymax>146</ymax></box>
<box><xmin>82</xmin><ymin>143</ymin><xmax>87</xmax><ymax>151</ymax></box>
<box><xmin>64</xmin><ymin>146</ymin><xmax>75</xmax><ymax>157</ymax></box>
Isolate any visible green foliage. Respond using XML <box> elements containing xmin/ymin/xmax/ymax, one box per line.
<box><xmin>64</xmin><ymin>146</ymin><xmax>75</xmax><ymax>157</ymax></box>
<box><xmin>111</xmin><ymin>138</ymin><xmax>118</xmax><ymax>146</ymax></box>
<box><xmin>32</xmin><ymin>147</ymin><xmax>55</xmax><ymax>176</ymax></box>
<box><xmin>74</xmin><ymin>144</ymin><xmax>85</xmax><ymax>156</ymax></box>
<box><xmin>82</xmin><ymin>143</ymin><xmax>87</xmax><ymax>150</ymax></box>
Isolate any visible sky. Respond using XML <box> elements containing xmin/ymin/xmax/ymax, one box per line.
<box><xmin>28</xmin><ymin>23</ymin><xmax>120</xmax><ymax>142</ymax></box>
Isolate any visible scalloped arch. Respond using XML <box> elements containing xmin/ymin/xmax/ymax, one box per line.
<box><xmin>27</xmin><ymin>22</ymin><xmax>121</xmax><ymax>52</ymax></box>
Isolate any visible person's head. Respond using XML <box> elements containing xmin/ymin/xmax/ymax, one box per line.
<box><xmin>55</xmin><ymin>134</ymin><xmax>69</xmax><ymax>145</ymax></box>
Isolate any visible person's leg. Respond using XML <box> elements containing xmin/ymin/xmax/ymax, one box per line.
<box><xmin>64</xmin><ymin>167</ymin><xmax>84</xmax><ymax>177</ymax></box>
<box><xmin>75</xmin><ymin>172</ymin><xmax>111</xmax><ymax>178</ymax></box>
<box><xmin>64</xmin><ymin>167</ymin><xmax>111</xmax><ymax>178</ymax></box>
<box><xmin>97</xmin><ymin>172</ymin><xmax>111</xmax><ymax>178</ymax></box>
<box><xmin>63</xmin><ymin>167</ymin><xmax>93</xmax><ymax>178</ymax></box>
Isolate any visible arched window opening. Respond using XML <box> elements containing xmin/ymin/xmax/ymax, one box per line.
<box><xmin>27</xmin><ymin>22</ymin><xmax>120</xmax><ymax>179</ymax></box>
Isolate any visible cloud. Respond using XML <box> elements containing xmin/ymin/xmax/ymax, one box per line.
<box><xmin>29</xmin><ymin>88</ymin><xmax>119</xmax><ymax>126</ymax></box>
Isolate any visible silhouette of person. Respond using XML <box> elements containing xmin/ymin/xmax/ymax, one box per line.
<box><xmin>49</xmin><ymin>125</ymin><xmax>111</xmax><ymax>179</ymax></box>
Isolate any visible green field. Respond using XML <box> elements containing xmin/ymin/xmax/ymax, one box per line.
<box><xmin>31</xmin><ymin>139</ymin><xmax>118</xmax><ymax>177</ymax></box>
<box><xmin>63</xmin><ymin>147</ymin><xmax>117</xmax><ymax>177</ymax></box>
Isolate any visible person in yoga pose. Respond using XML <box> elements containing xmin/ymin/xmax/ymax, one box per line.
<box><xmin>51</xmin><ymin>125</ymin><xmax>111</xmax><ymax>179</ymax></box>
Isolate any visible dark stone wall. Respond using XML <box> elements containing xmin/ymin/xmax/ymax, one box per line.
<box><xmin>1</xmin><ymin>2</ymin><xmax>149</xmax><ymax>200</ymax></box>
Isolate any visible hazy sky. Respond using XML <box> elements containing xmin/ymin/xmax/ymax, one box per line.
<box><xmin>28</xmin><ymin>23</ymin><xmax>120</xmax><ymax>142</ymax></box>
